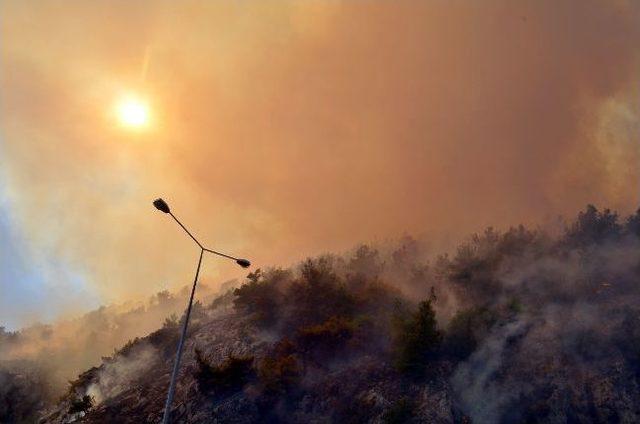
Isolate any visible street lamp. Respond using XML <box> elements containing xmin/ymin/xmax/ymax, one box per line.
<box><xmin>153</xmin><ymin>198</ymin><xmax>250</xmax><ymax>424</ymax></box>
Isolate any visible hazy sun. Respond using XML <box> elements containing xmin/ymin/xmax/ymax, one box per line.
<box><xmin>116</xmin><ymin>95</ymin><xmax>150</xmax><ymax>129</ymax></box>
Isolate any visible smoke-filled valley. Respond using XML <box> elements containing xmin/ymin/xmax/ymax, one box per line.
<box><xmin>3</xmin><ymin>204</ymin><xmax>640</xmax><ymax>423</ymax></box>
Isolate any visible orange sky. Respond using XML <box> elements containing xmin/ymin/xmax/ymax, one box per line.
<box><xmin>1</xmin><ymin>0</ymin><xmax>639</xmax><ymax>325</ymax></box>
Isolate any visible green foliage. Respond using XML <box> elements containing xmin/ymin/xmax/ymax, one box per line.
<box><xmin>234</xmin><ymin>269</ymin><xmax>283</xmax><ymax>327</ymax></box>
<box><xmin>448</xmin><ymin>229</ymin><xmax>503</xmax><ymax>298</ymax></box>
<box><xmin>233</xmin><ymin>257</ymin><xmax>397</xmax><ymax>345</ymax></box>
<box><xmin>68</xmin><ymin>394</ymin><xmax>93</xmax><ymax>415</ymax></box>
<box><xmin>443</xmin><ymin>307</ymin><xmax>497</xmax><ymax>360</ymax></box>
<box><xmin>625</xmin><ymin>208</ymin><xmax>640</xmax><ymax>237</ymax></box>
<box><xmin>565</xmin><ymin>204</ymin><xmax>622</xmax><ymax>247</ymax></box>
<box><xmin>444</xmin><ymin>225</ymin><xmax>545</xmax><ymax>305</ymax></box>
<box><xmin>382</xmin><ymin>397</ymin><xmax>416</xmax><ymax>424</ymax></box>
<box><xmin>194</xmin><ymin>349</ymin><xmax>255</xmax><ymax>394</ymax></box>
<box><xmin>507</xmin><ymin>297</ymin><xmax>524</xmax><ymax>314</ymax></box>
<box><xmin>393</xmin><ymin>298</ymin><xmax>442</xmax><ymax>375</ymax></box>
<box><xmin>257</xmin><ymin>339</ymin><xmax>302</xmax><ymax>395</ymax></box>
<box><xmin>209</xmin><ymin>289</ymin><xmax>235</xmax><ymax>311</ymax></box>
<box><xmin>348</xmin><ymin>244</ymin><xmax>384</xmax><ymax>278</ymax></box>
<box><xmin>295</xmin><ymin>315</ymin><xmax>356</xmax><ymax>361</ymax></box>
<box><xmin>286</xmin><ymin>258</ymin><xmax>356</xmax><ymax>329</ymax></box>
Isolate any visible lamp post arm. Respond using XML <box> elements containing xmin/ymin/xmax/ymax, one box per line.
<box><xmin>203</xmin><ymin>248</ymin><xmax>251</xmax><ymax>268</ymax></box>
<box><xmin>169</xmin><ymin>212</ymin><xmax>203</xmax><ymax>249</ymax></box>
<box><xmin>203</xmin><ymin>247</ymin><xmax>239</xmax><ymax>261</ymax></box>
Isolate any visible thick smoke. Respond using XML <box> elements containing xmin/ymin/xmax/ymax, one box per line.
<box><xmin>85</xmin><ymin>343</ymin><xmax>159</xmax><ymax>404</ymax></box>
<box><xmin>452</xmin><ymin>319</ymin><xmax>531</xmax><ymax>423</ymax></box>
<box><xmin>447</xmin><ymin>208</ymin><xmax>640</xmax><ymax>422</ymax></box>
<box><xmin>1</xmin><ymin>0</ymin><xmax>639</xmax><ymax>325</ymax></box>
<box><xmin>0</xmin><ymin>282</ymin><xmax>222</xmax><ymax>393</ymax></box>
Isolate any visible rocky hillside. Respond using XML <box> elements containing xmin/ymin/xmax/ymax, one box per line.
<box><xmin>39</xmin><ymin>302</ymin><xmax>457</xmax><ymax>424</ymax></box>
<box><xmin>7</xmin><ymin>205</ymin><xmax>640</xmax><ymax>423</ymax></box>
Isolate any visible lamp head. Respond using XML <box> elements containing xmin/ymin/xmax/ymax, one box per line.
<box><xmin>153</xmin><ymin>198</ymin><xmax>171</xmax><ymax>214</ymax></box>
<box><xmin>236</xmin><ymin>259</ymin><xmax>251</xmax><ymax>268</ymax></box>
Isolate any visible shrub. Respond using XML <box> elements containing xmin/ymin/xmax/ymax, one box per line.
<box><xmin>285</xmin><ymin>258</ymin><xmax>355</xmax><ymax>329</ymax></box>
<box><xmin>234</xmin><ymin>269</ymin><xmax>283</xmax><ymax>327</ymax></box>
<box><xmin>163</xmin><ymin>313</ymin><xmax>179</xmax><ymax>329</ymax></box>
<box><xmin>257</xmin><ymin>338</ymin><xmax>302</xmax><ymax>396</ymax></box>
<box><xmin>68</xmin><ymin>394</ymin><xmax>93</xmax><ymax>415</ymax></box>
<box><xmin>443</xmin><ymin>307</ymin><xmax>497</xmax><ymax>360</ymax></box>
<box><xmin>194</xmin><ymin>349</ymin><xmax>255</xmax><ymax>394</ymax></box>
<box><xmin>349</xmin><ymin>277</ymin><xmax>398</xmax><ymax>318</ymax></box>
<box><xmin>295</xmin><ymin>315</ymin><xmax>355</xmax><ymax>361</ymax></box>
<box><xmin>209</xmin><ymin>289</ymin><xmax>235</xmax><ymax>311</ymax></box>
<box><xmin>148</xmin><ymin>326</ymin><xmax>180</xmax><ymax>357</ymax></box>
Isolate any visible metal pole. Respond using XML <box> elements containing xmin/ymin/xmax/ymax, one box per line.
<box><xmin>162</xmin><ymin>248</ymin><xmax>204</xmax><ymax>424</ymax></box>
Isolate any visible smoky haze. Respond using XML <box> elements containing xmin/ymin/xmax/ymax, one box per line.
<box><xmin>1</xmin><ymin>0</ymin><xmax>639</xmax><ymax>324</ymax></box>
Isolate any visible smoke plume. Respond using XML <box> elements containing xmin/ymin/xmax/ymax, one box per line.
<box><xmin>1</xmin><ymin>0</ymin><xmax>639</xmax><ymax>334</ymax></box>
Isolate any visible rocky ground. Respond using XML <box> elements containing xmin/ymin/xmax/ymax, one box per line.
<box><xmin>38</xmin><ymin>310</ymin><xmax>457</xmax><ymax>424</ymax></box>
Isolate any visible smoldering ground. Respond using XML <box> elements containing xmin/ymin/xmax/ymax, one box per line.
<box><xmin>448</xmin><ymin>208</ymin><xmax>640</xmax><ymax>422</ymax></box>
<box><xmin>0</xmin><ymin>283</ymin><xmax>224</xmax><ymax>392</ymax></box>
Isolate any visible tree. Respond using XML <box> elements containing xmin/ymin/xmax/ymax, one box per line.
<box><xmin>625</xmin><ymin>208</ymin><xmax>640</xmax><ymax>238</ymax></box>
<box><xmin>233</xmin><ymin>269</ymin><xmax>282</xmax><ymax>327</ymax></box>
<box><xmin>443</xmin><ymin>307</ymin><xmax>496</xmax><ymax>360</ymax></box>
<box><xmin>565</xmin><ymin>204</ymin><xmax>621</xmax><ymax>247</ymax></box>
<box><xmin>286</xmin><ymin>258</ymin><xmax>355</xmax><ymax>329</ymax></box>
<box><xmin>349</xmin><ymin>244</ymin><xmax>384</xmax><ymax>279</ymax></box>
<box><xmin>393</xmin><ymin>296</ymin><xmax>442</xmax><ymax>375</ymax></box>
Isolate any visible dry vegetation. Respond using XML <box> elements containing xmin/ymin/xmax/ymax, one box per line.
<box><xmin>4</xmin><ymin>205</ymin><xmax>640</xmax><ymax>422</ymax></box>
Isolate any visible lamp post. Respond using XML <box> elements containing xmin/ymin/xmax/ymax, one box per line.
<box><xmin>153</xmin><ymin>198</ymin><xmax>250</xmax><ymax>424</ymax></box>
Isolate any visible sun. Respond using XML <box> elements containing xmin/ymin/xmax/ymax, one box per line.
<box><xmin>115</xmin><ymin>95</ymin><xmax>150</xmax><ymax>129</ymax></box>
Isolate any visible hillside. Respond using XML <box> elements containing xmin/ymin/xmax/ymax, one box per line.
<box><xmin>7</xmin><ymin>205</ymin><xmax>640</xmax><ymax>423</ymax></box>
